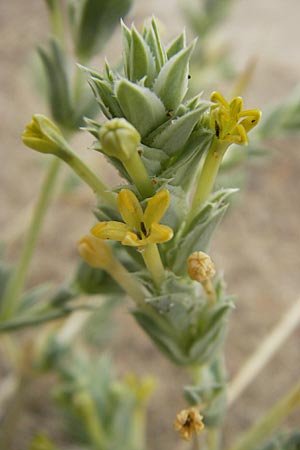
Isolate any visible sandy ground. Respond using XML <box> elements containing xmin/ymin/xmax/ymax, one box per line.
<box><xmin>0</xmin><ymin>0</ymin><xmax>300</xmax><ymax>449</ymax></box>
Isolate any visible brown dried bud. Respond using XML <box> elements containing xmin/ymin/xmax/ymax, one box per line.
<box><xmin>187</xmin><ymin>251</ymin><xmax>216</xmax><ymax>283</ymax></box>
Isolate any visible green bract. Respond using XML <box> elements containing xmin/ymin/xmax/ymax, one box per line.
<box><xmin>83</xmin><ymin>18</ymin><xmax>211</xmax><ymax>188</ymax></box>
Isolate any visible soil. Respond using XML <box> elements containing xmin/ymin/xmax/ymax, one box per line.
<box><xmin>0</xmin><ymin>0</ymin><xmax>299</xmax><ymax>449</ymax></box>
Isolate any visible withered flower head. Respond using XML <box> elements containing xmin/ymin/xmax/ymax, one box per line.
<box><xmin>174</xmin><ymin>407</ymin><xmax>204</xmax><ymax>441</ymax></box>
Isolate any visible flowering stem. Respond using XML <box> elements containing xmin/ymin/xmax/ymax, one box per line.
<box><xmin>45</xmin><ymin>0</ymin><xmax>65</xmax><ymax>45</ymax></box>
<box><xmin>0</xmin><ymin>158</ymin><xmax>61</xmax><ymax>321</ymax></box>
<box><xmin>207</xmin><ymin>428</ymin><xmax>221</xmax><ymax>450</ymax></box>
<box><xmin>142</xmin><ymin>244</ymin><xmax>165</xmax><ymax>288</ymax></box>
<box><xmin>187</xmin><ymin>139</ymin><xmax>228</xmax><ymax>225</ymax></box>
<box><xmin>227</xmin><ymin>382</ymin><xmax>300</xmax><ymax>450</ymax></box>
<box><xmin>59</xmin><ymin>149</ymin><xmax>117</xmax><ymax>207</ymax></box>
<box><xmin>123</xmin><ymin>151</ymin><xmax>154</xmax><ymax>198</ymax></box>
<box><xmin>228</xmin><ymin>295</ymin><xmax>300</xmax><ymax>407</ymax></box>
<box><xmin>106</xmin><ymin>258</ymin><xmax>146</xmax><ymax>308</ymax></box>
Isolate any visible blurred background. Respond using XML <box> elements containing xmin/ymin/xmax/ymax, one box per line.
<box><xmin>0</xmin><ymin>0</ymin><xmax>299</xmax><ymax>448</ymax></box>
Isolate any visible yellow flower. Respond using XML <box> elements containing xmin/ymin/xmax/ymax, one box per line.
<box><xmin>91</xmin><ymin>189</ymin><xmax>173</xmax><ymax>249</ymax></box>
<box><xmin>78</xmin><ymin>234</ymin><xmax>113</xmax><ymax>269</ymax></box>
<box><xmin>210</xmin><ymin>91</ymin><xmax>261</xmax><ymax>145</ymax></box>
<box><xmin>174</xmin><ymin>407</ymin><xmax>204</xmax><ymax>441</ymax></box>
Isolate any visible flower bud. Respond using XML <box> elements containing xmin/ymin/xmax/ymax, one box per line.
<box><xmin>78</xmin><ymin>235</ymin><xmax>113</xmax><ymax>269</ymax></box>
<box><xmin>187</xmin><ymin>251</ymin><xmax>216</xmax><ymax>283</ymax></box>
<box><xmin>99</xmin><ymin>118</ymin><xmax>141</xmax><ymax>162</ymax></box>
<box><xmin>22</xmin><ymin>114</ymin><xmax>70</xmax><ymax>156</ymax></box>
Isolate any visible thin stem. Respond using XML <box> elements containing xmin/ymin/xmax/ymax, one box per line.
<box><xmin>0</xmin><ymin>158</ymin><xmax>61</xmax><ymax>321</ymax></box>
<box><xmin>207</xmin><ymin>428</ymin><xmax>221</xmax><ymax>450</ymax></box>
<box><xmin>45</xmin><ymin>0</ymin><xmax>65</xmax><ymax>45</ymax></box>
<box><xmin>192</xmin><ymin>434</ymin><xmax>201</xmax><ymax>450</ymax></box>
<box><xmin>142</xmin><ymin>244</ymin><xmax>165</xmax><ymax>288</ymax></box>
<box><xmin>186</xmin><ymin>139</ymin><xmax>228</xmax><ymax>226</ymax></box>
<box><xmin>123</xmin><ymin>151</ymin><xmax>154</xmax><ymax>199</ymax></box>
<box><xmin>228</xmin><ymin>295</ymin><xmax>300</xmax><ymax>407</ymax></box>
<box><xmin>59</xmin><ymin>150</ymin><xmax>117</xmax><ymax>207</ymax></box>
<box><xmin>107</xmin><ymin>259</ymin><xmax>146</xmax><ymax>308</ymax></box>
<box><xmin>227</xmin><ymin>382</ymin><xmax>300</xmax><ymax>450</ymax></box>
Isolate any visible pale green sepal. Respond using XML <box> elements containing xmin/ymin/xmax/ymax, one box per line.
<box><xmin>116</xmin><ymin>79</ymin><xmax>167</xmax><ymax>137</ymax></box>
<box><xmin>121</xmin><ymin>19</ymin><xmax>132</xmax><ymax>79</ymax></box>
<box><xmin>144</xmin><ymin>18</ymin><xmax>167</xmax><ymax>73</ymax></box>
<box><xmin>153</xmin><ymin>39</ymin><xmax>196</xmax><ymax>111</ymax></box>
<box><xmin>188</xmin><ymin>303</ymin><xmax>232</xmax><ymax>363</ymax></box>
<box><xmin>129</xmin><ymin>26</ymin><xmax>156</xmax><ymax>85</ymax></box>
<box><xmin>139</xmin><ymin>144</ymin><xmax>169</xmax><ymax>176</ymax></box>
<box><xmin>166</xmin><ymin>31</ymin><xmax>186</xmax><ymax>59</ymax></box>
<box><xmin>159</xmin><ymin>185</ymin><xmax>188</xmax><ymax>235</ymax></box>
<box><xmin>161</xmin><ymin>130</ymin><xmax>213</xmax><ymax>190</ymax></box>
<box><xmin>132</xmin><ymin>310</ymin><xmax>188</xmax><ymax>365</ymax></box>
<box><xmin>169</xmin><ymin>189</ymin><xmax>238</xmax><ymax>274</ymax></box>
<box><xmin>83</xmin><ymin>117</ymin><xmax>102</xmax><ymax>138</ymax></box>
<box><xmin>89</xmin><ymin>77</ymin><xmax>123</xmax><ymax>119</ymax></box>
<box><xmin>150</xmin><ymin>105</ymin><xmax>208</xmax><ymax>155</ymax></box>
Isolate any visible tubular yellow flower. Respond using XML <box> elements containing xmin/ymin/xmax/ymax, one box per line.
<box><xmin>174</xmin><ymin>407</ymin><xmax>204</xmax><ymax>441</ymax></box>
<box><xmin>210</xmin><ymin>91</ymin><xmax>261</xmax><ymax>145</ymax></box>
<box><xmin>91</xmin><ymin>189</ymin><xmax>173</xmax><ymax>250</ymax></box>
<box><xmin>78</xmin><ymin>235</ymin><xmax>113</xmax><ymax>269</ymax></box>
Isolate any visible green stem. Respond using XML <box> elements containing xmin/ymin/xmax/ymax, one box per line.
<box><xmin>45</xmin><ymin>0</ymin><xmax>65</xmax><ymax>45</ymax></box>
<box><xmin>59</xmin><ymin>150</ymin><xmax>117</xmax><ymax>207</ymax></box>
<box><xmin>142</xmin><ymin>244</ymin><xmax>165</xmax><ymax>288</ymax></box>
<box><xmin>0</xmin><ymin>158</ymin><xmax>61</xmax><ymax>321</ymax></box>
<box><xmin>123</xmin><ymin>151</ymin><xmax>154</xmax><ymax>199</ymax></box>
<box><xmin>107</xmin><ymin>259</ymin><xmax>146</xmax><ymax>308</ymax></box>
<box><xmin>207</xmin><ymin>428</ymin><xmax>221</xmax><ymax>450</ymax></box>
<box><xmin>131</xmin><ymin>405</ymin><xmax>147</xmax><ymax>450</ymax></box>
<box><xmin>227</xmin><ymin>382</ymin><xmax>300</xmax><ymax>450</ymax></box>
<box><xmin>186</xmin><ymin>139</ymin><xmax>228</xmax><ymax>226</ymax></box>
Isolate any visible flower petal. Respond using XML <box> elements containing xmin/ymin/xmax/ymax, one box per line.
<box><xmin>91</xmin><ymin>221</ymin><xmax>129</xmax><ymax>241</ymax></box>
<box><xmin>148</xmin><ymin>223</ymin><xmax>173</xmax><ymax>244</ymax></box>
<box><xmin>122</xmin><ymin>231</ymin><xmax>143</xmax><ymax>246</ymax></box>
<box><xmin>118</xmin><ymin>189</ymin><xmax>143</xmax><ymax>229</ymax></box>
<box><xmin>143</xmin><ymin>189</ymin><xmax>170</xmax><ymax>228</ymax></box>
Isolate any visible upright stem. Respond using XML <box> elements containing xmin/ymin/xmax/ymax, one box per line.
<box><xmin>0</xmin><ymin>158</ymin><xmax>61</xmax><ymax>321</ymax></box>
<box><xmin>59</xmin><ymin>150</ymin><xmax>117</xmax><ymax>207</ymax></box>
<box><xmin>207</xmin><ymin>428</ymin><xmax>221</xmax><ymax>450</ymax></box>
<box><xmin>45</xmin><ymin>0</ymin><xmax>65</xmax><ymax>45</ymax></box>
<box><xmin>186</xmin><ymin>139</ymin><xmax>228</xmax><ymax>226</ymax></box>
<box><xmin>123</xmin><ymin>151</ymin><xmax>154</xmax><ymax>199</ymax></box>
<box><xmin>142</xmin><ymin>244</ymin><xmax>165</xmax><ymax>288</ymax></box>
<box><xmin>107</xmin><ymin>259</ymin><xmax>146</xmax><ymax>308</ymax></box>
<box><xmin>228</xmin><ymin>296</ymin><xmax>300</xmax><ymax>406</ymax></box>
<box><xmin>227</xmin><ymin>382</ymin><xmax>300</xmax><ymax>450</ymax></box>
